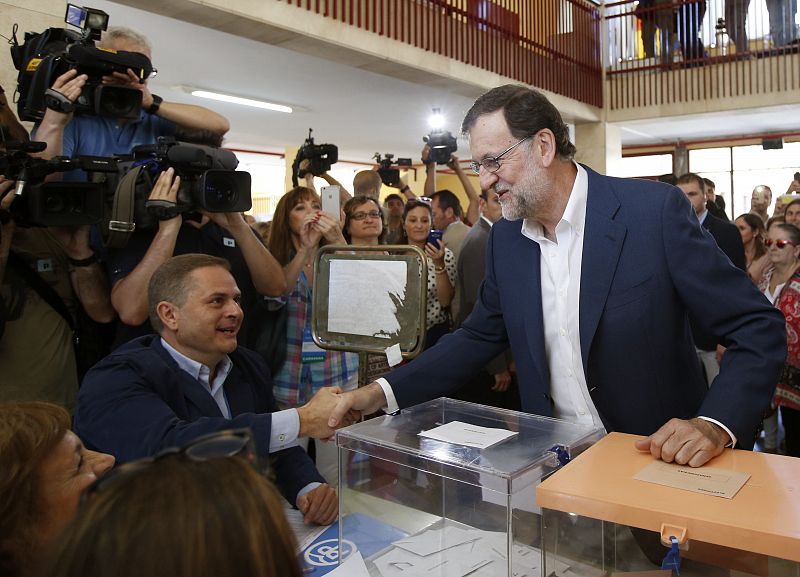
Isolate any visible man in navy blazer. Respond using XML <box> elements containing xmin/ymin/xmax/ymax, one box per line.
<box><xmin>329</xmin><ymin>85</ymin><xmax>786</xmax><ymax>467</ymax></box>
<box><xmin>76</xmin><ymin>254</ymin><xmax>349</xmax><ymax>524</ymax></box>
<box><xmin>677</xmin><ymin>172</ymin><xmax>746</xmax><ymax>387</ymax></box>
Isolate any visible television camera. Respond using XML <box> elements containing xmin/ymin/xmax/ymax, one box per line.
<box><xmin>10</xmin><ymin>3</ymin><xmax>154</xmax><ymax>122</ymax></box>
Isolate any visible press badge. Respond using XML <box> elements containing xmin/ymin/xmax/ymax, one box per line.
<box><xmin>37</xmin><ymin>258</ymin><xmax>53</xmax><ymax>273</ymax></box>
<box><xmin>301</xmin><ymin>326</ymin><xmax>326</xmax><ymax>363</ymax></box>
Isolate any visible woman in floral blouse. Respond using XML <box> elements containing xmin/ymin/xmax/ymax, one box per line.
<box><xmin>400</xmin><ymin>199</ymin><xmax>456</xmax><ymax>349</ymax></box>
<box><xmin>758</xmin><ymin>223</ymin><xmax>800</xmax><ymax>457</ymax></box>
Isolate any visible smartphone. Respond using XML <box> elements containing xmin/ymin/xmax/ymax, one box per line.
<box><xmin>321</xmin><ymin>185</ymin><xmax>340</xmax><ymax>217</ymax></box>
<box><xmin>427</xmin><ymin>229</ymin><xmax>443</xmax><ymax>247</ymax></box>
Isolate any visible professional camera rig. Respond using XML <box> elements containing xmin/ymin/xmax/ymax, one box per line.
<box><xmin>374</xmin><ymin>153</ymin><xmax>412</xmax><ymax>187</ymax></box>
<box><xmin>0</xmin><ymin>141</ymin><xmax>118</xmax><ymax>228</ymax></box>
<box><xmin>291</xmin><ymin>129</ymin><xmax>338</xmax><ymax>187</ymax></box>
<box><xmin>423</xmin><ymin>129</ymin><xmax>458</xmax><ymax>165</ymax></box>
<box><xmin>0</xmin><ymin>138</ymin><xmax>251</xmax><ymax>244</ymax></box>
<box><xmin>10</xmin><ymin>3</ymin><xmax>154</xmax><ymax>122</ymax></box>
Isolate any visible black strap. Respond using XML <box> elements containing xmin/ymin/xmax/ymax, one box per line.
<box><xmin>7</xmin><ymin>251</ymin><xmax>74</xmax><ymax>331</ymax></box>
<box><xmin>105</xmin><ymin>165</ymin><xmax>144</xmax><ymax>249</ymax></box>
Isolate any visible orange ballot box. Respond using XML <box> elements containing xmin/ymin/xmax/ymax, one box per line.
<box><xmin>536</xmin><ymin>432</ymin><xmax>800</xmax><ymax>577</ymax></box>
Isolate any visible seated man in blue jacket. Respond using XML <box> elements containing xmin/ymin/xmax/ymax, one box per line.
<box><xmin>76</xmin><ymin>253</ymin><xmax>351</xmax><ymax>524</ymax></box>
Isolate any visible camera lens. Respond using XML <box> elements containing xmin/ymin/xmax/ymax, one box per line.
<box><xmin>204</xmin><ymin>173</ymin><xmax>238</xmax><ymax>211</ymax></box>
<box><xmin>95</xmin><ymin>85</ymin><xmax>141</xmax><ymax>118</ymax></box>
<box><xmin>44</xmin><ymin>193</ymin><xmax>68</xmax><ymax>214</ymax></box>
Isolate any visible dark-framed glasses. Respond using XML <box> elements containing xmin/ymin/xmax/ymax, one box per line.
<box><xmin>765</xmin><ymin>239</ymin><xmax>798</xmax><ymax>249</ymax></box>
<box><xmin>351</xmin><ymin>210</ymin><xmax>382</xmax><ymax>221</ymax></box>
<box><xmin>469</xmin><ymin>135</ymin><xmax>532</xmax><ymax>175</ymax></box>
<box><xmin>82</xmin><ymin>428</ymin><xmax>256</xmax><ymax>501</ymax></box>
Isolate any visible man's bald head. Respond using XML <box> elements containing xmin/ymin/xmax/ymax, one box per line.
<box><xmin>353</xmin><ymin>171</ymin><xmax>383</xmax><ymax>199</ymax></box>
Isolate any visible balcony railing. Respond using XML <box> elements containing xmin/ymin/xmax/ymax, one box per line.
<box><xmin>606</xmin><ymin>0</ymin><xmax>800</xmax><ymax>109</ymax></box>
<box><xmin>279</xmin><ymin>0</ymin><xmax>603</xmax><ymax>107</ymax></box>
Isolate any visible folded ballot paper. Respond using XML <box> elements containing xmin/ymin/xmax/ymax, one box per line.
<box><xmin>418</xmin><ymin>421</ymin><xmax>518</xmax><ymax>449</ymax></box>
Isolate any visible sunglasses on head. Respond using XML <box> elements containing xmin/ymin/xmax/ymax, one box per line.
<box><xmin>765</xmin><ymin>239</ymin><xmax>798</xmax><ymax>249</ymax></box>
<box><xmin>81</xmin><ymin>429</ymin><xmax>256</xmax><ymax>502</ymax></box>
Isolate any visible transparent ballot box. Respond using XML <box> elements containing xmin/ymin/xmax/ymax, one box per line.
<box><xmin>336</xmin><ymin>397</ymin><xmax>604</xmax><ymax>576</ymax></box>
<box><xmin>536</xmin><ymin>432</ymin><xmax>800</xmax><ymax>577</ymax></box>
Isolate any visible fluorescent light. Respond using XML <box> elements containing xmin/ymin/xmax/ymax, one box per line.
<box><xmin>190</xmin><ymin>90</ymin><xmax>293</xmax><ymax>113</ymax></box>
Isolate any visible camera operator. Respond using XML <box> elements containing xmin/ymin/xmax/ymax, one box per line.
<box><xmin>45</xmin><ymin>27</ymin><xmax>229</xmax><ymax>162</ymax></box>
<box><xmin>106</xmin><ymin>167</ymin><xmax>287</xmax><ymax>349</ymax></box>
<box><xmin>1</xmin><ymin>77</ymin><xmax>114</xmax><ymax>410</ymax></box>
<box><xmin>422</xmin><ymin>144</ymin><xmax>480</xmax><ymax>226</ymax></box>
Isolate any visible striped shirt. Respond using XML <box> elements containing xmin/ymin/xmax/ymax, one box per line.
<box><xmin>272</xmin><ymin>271</ymin><xmax>359</xmax><ymax>407</ymax></box>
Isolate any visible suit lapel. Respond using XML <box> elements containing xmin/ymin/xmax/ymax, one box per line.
<box><xmin>512</xmin><ymin>231</ymin><xmax>550</xmax><ymax>387</ymax></box>
<box><xmin>153</xmin><ymin>340</ymin><xmax>225</xmax><ymax>417</ymax></box>
<box><xmin>223</xmin><ymin>364</ymin><xmax>255</xmax><ymax>416</ymax></box>
<box><xmin>579</xmin><ymin>167</ymin><xmax>627</xmax><ymax>373</ymax></box>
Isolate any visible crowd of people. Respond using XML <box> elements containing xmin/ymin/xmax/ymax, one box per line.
<box><xmin>0</xmin><ymin>22</ymin><xmax>798</xmax><ymax>577</ymax></box>
<box><xmin>634</xmin><ymin>0</ymin><xmax>799</xmax><ymax>65</ymax></box>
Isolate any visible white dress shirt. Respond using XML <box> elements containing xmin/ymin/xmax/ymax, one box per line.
<box><xmin>161</xmin><ymin>339</ymin><xmax>300</xmax><ymax>452</ymax></box>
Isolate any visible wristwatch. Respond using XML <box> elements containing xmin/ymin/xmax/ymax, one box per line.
<box><xmin>147</xmin><ymin>94</ymin><xmax>163</xmax><ymax>115</ymax></box>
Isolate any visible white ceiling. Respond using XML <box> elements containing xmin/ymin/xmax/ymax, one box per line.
<box><xmin>617</xmin><ymin>103</ymin><xmax>800</xmax><ymax>147</ymax></box>
<box><xmin>92</xmin><ymin>0</ymin><xmax>800</xmax><ymax>160</ymax></box>
<box><xmin>94</xmin><ymin>0</ymin><xmax>477</xmax><ymax>166</ymax></box>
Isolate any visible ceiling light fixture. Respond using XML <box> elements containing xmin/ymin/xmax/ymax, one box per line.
<box><xmin>190</xmin><ymin>90</ymin><xmax>293</xmax><ymax>113</ymax></box>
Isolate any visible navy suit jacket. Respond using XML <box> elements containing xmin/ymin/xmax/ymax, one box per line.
<box><xmin>386</xmin><ymin>167</ymin><xmax>786</xmax><ymax>447</ymax></box>
<box><xmin>690</xmin><ymin>212</ymin><xmax>747</xmax><ymax>351</ymax></box>
<box><xmin>75</xmin><ymin>336</ymin><xmax>324</xmax><ymax>504</ymax></box>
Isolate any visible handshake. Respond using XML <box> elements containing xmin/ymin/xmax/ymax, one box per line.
<box><xmin>295</xmin><ymin>383</ymin><xmax>389</xmax><ymax>439</ymax></box>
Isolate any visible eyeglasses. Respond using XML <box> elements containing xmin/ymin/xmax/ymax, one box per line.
<box><xmin>765</xmin><ymin>239</ymin><xmax>798</xmax><ymax>249</ymax></box>
<box><xmin>469</xmin><ymin>136</ymin><xmax>532</xmax><ymax>175</ymax></box>
<box><xmin>82</xmin><ymin>429</ymin><xmax>256</xmax><ymax>502</ymax></box>
<box><xmin>351</xmin><ymin>210</ymin><xmax>382</xmax><ymax>221</ymax></box>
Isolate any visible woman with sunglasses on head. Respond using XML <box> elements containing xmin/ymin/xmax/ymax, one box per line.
<box><xmin>40</xmin><ymin>442</ymin><xmax>304</xmax><ymax>577</ymax></box>
<box><xmin>401</xmin><ymin>199</ymin><xmax>456</xmax><ymax>349</ymax></box>
<box><xmin>735</xmin><ymin>213</ymin><xmax>770</xmax><ymax>284</ymax></box>
<box><xmin>0</xmin><ymin>401</ymin><xmax>114</xmax><ymax>577</ymax></box>
<box><xmin>343</xmin><ymin>196</ymin><xmax>386</xmax><ymax>246</ymax></box>
<box><xmin>267</xmin><ymin>187</ymin><xmax>357</xmax><ymax>485</ymax></box>
<box><xmin>758</xmin><ymin>223</ymin><xmax>800</xmax><ymax>457</ymax></box>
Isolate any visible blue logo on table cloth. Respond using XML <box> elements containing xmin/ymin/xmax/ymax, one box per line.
<box><xmin>304</xmin><ymin>538</ymin><xmax>355</xmax><ymax>566</ymax></box>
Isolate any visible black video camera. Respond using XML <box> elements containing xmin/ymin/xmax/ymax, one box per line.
<box><xmin>10</xmin><ymin>4</ymin><xmax>153</xmax><ymax>122</ymax></box>
<box><xmin>291</xmin><ymin>129</ymin><xmax>338</xmax><ymax>187</ymax></box>
<box><xmin>0</xmin><ymin>142</ymin><xmax>118</xmax><ymax>227</ymax></box>
<box><xmin>374</xmin><ymin>153</ymin><xmax>412</xmax><ymax>187</ymax></box>
<box><xmin>126</xmin><ymin>137</ymin><xmax>251</xmax><ymax>228</ymax></box>
<box><xmin>423</xmin><ymin>130</ymin><xmax>458</xmax><ymax>165</ymax></box>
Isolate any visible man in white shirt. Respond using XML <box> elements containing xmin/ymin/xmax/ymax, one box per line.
<box><xmin>328</xmin><ymin>85</ymin><xmax>785</xmax><ymax>468</ymax></box>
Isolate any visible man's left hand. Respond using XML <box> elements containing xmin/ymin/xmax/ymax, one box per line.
<box><xmin>297</xmin><ymin>483</ymin><xmax>338</xmax><ymax>525</ymax></box>
<box><xmin>635</xmin><ymin>417</ymin><xmax>730</xmax><ymax>467</ymax></box>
